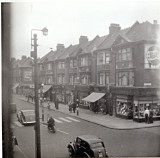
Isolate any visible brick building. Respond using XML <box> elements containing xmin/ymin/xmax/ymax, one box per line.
<box><xmin>12</xmin><ymin>20</ymin><xmax>160</xmax><ymax>122</ymax></box>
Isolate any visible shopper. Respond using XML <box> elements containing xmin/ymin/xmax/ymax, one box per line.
<box><xmin>144</xmin><ymin>107</ymin><xmax>150</xmax><ymax>124</ymax></box>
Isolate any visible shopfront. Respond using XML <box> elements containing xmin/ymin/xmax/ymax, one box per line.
<box><xmin>133</xmin><ymin>96</ymin><xmax>160</xmax><ymax>122</ymax></box>
<box><xmin>116</xmin><ymin>95</ymin><xmax>133</xmax><ymax>119</ymax></box>
<box><xmin>82</xmin><ymin>92</ymin><xmax>106</xmax><ymax>112</ymax></box>
<box><xmin>53</xmin><ymin>85</ymin><xmax>66</xmax><ymax>103</ymax></box>
<box><xmin>111</xmin><ymin>86</ymin><xmax>160</xmax><ymax>122</ymax></box>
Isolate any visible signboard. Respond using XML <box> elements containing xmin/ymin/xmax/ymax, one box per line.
<box><xmin>23</xmin><ymin>71</ymin><xmax>32</xmax><ymax>81</ymax></box>
<box><xmin>145</xmin><ymin>45</ymin><xmax>160</xmax><ymax>69</ymax></box>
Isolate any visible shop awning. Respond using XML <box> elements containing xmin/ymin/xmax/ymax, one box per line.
<box><xmin>12</xmin><ymin>83</ymin><xmax>19</xmax><ymax>89</ymax></box>
<box><xmin>82</xmin><ymin>92</ymin><xmax>105</xmax><ymax>103</ymax></box>
<box><xmin>42</xmin><ymin>85</ymin><xmax>52</xmax><ymax>93</ymax></box>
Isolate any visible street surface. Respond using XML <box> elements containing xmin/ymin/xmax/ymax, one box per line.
<box><xmin>11</xmin><ymin>96</ymin><xmax>160</xmax><ymax>158</ymax></box>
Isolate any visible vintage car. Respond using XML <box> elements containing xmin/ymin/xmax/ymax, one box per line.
<box><xmin>67</xmin><ymin>135</ymin><xmax>108</xmax><ymax>157</ymax></box>
<box><xmin>17</xmin><ymin>110</ymin><xmax>35</xmax><ymax>125</ymax></box>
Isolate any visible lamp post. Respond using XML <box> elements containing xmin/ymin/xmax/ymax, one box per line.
<box><xmin>41</xmin><ymin>83</ymin><xmax>44</xmax><ymax>121</ymax></box>
<box><xmin>31</xmin><ymin>27</ymin><xmax>48</xmax><ymax>158</ymax></box>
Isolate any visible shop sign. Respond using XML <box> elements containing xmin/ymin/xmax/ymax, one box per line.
<box><xmin>23</xmin><ymin>71</ymin><xmax>32</xmax><ymax>81</ymax></box>
<box><xmin>145</xmin><ymin>45</ymin><xmax>160</xmax><ymax>68</ymax></box>
<box><xmin>144</xmin><ymin>83</ymin><xmax>152</xmax><ymax>86</ymax></box>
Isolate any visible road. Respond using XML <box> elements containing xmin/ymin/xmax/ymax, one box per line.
<box><xmin>11</xmin><ymin>95</ymin><xmax>160</xmax><ymax>158</ymax></box>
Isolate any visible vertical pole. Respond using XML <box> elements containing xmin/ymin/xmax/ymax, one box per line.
<box><xmin>33</xmin><ymin>34</ymin><xmax>41</xmax><ymax>158</ymax></box>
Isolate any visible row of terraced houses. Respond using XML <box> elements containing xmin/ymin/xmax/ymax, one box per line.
<box><xmin>11</xmin><ymin>20</ymin><xmax>160</xmax><ymax>122</ymax></box>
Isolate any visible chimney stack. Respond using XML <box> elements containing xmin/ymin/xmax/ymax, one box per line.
<box><xmin>56</xmin><ymin>44</ymin><xmax>65</xmax><ymax>52</ymax></box>
<box><xmin>153</xmin><ymin>20</ymin><xmax>158</xmax><ymax>25</ymax></box>
<box><xmin>109</xmin><ymin>23</ymin><xmax>121</xmax><ymax>34</ymax></box>
<box><xmin>21</xmin><ymin>55</ymin><xmax>27</xmax><ymax>60</ymax></box>
<box><xmin>79</xmin><ymin>36</ymin><xmax>88</xmax><ymax>45</ymax></box>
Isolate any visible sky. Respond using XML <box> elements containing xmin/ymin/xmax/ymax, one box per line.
<box><xmin>8</xmin><ymin>0</ymin><xmax>160</xmax><ymax>59</ymax></box>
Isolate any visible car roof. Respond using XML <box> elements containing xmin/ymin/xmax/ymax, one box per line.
<box><xmin>78</xmin><ymin>135</ymin><xmax>102</xmax><ymax>144</ymax></box>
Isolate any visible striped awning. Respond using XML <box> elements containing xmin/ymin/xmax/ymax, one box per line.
<box><xmin>82</xmin><ymin>92</ymin><xmax>105</xmax><ymax>103</ymax></box>
<box><xmin>42</xmin><ymin>85</ymin><xmax>52</xmax><ymax>93</ymax></box>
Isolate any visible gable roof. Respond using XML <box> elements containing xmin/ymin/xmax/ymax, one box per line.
<box><xmin>97</xmin><ymin>27</ymin><xmax>130</xmax><ymax>50</ymax></box>
<box><xmin>125</xmin><ymin>21</ymin><xmax>159</xmax><ymax>42</ymax></box>
<box><xmin>83</xmin><ymin>35</ymin><xmax>107</xmax><ymax>53</ymax></box>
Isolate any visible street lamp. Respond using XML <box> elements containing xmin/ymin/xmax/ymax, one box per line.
<box><xmin>41</xmin><ymin>83</ymin><xmax>44</xmax><ymax>122</ymax></box>
<box><xmin>31</xmin><ymin>27</ymin><xmax>48</xmax><ymax>158</ymax></box>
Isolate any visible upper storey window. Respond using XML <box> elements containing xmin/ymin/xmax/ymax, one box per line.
<box><xmin>97</xmin><ymin>52</ymin><xmax>110</xmax><ymax>65</ymax></box>
<box><xmin>118</xmin><ymin>48</ymin><xmax>132</xmax><ymax>62</ymax></box>
<box><xmin>70</xmin><ymin>59</ymin><xmax>77</xmax><ymax>68</ymax></box>
<box><xmin>80</xmin><ymin>56</ymin><xmax>88</xmax><ymax>66</ymax></box>
<box><xmin>58</xmin><ymin>61</ymin><xmax>65</xmax><ymax>69</ymax></box>
<box><xmin>39</xmin><ymin>64</ymin><xmax>43</xmax><ymax>71</ymax></box>
<box><xmin>47</xmin><ymin>63</ymin><xmax>52</xmax><ymax>70</ymax></box>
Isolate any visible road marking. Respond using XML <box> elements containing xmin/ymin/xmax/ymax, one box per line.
<box><xmin>58</xmin><ymin>117</ymin><xmax>72</xmax><ymax>122</ymax></box>
<box><xmin>16</xmin><ymin>145</ymin><xmax>28</xmax><ymax>158</ymax></box>
<box><xmin>54</xmin><ymin>118</ymin><xmax>63</xmax><ymax>123</ymax></box>
<box><xmin>66</xmin><ymin>117</ymin><xmax>80</xmax><ymax>122</ymax></box>
<box><xmin>56</xmin><ymin>129</ymin><xmax>69</xmax><ymax>135</ymax></box>
<box><xmin>14</xmin><ymin>121</ymin><xmax>24</xmax><ymax>127</ymax></box>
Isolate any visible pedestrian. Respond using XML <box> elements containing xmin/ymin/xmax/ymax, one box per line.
<box><xmin>47</xmin><ymin>100</ymin><xmax>51</xmax><ymax>110</ymax></box>
<box><xmin>73</xmin><ymin>102</ymin><xmax>76</xmax><ymax>113</ymax></box>
<box><xmin>55</xmin><ymin>97</ymin><xmax>59</xmax><ymax>109</ymax></box>
<box><xmin>149</xmin><ymin>108</ymin><xmax>154</xmax><ymax>123</ymax></box>
<box><xmin>144</xmin><ymin>107</ymin><xmax>150</xmax><ymax>124</ymax></box>
<box><xmin>76</xmin><ymin>99</ymin><xmax>79</xmax><ymax>116</ymax></box>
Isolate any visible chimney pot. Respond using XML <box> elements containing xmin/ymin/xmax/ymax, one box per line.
<box><xmin>109</xmin><ymin>23</ymin><xmax>121</xmax><ymax>34</ymax></box>
<box><xmin>153</xmin><ymin>20</ymin><xmax>158</xmax><ymax>24</ymax></box>
<box><xmin>56</xmin><ymin>44</ymin><xmax>65</xmax><ymax>52</ymax></box>
<box><xmin>79</xmin><ymin>36</ymin><xmax>88</xmax><ymax>44</ymax></box>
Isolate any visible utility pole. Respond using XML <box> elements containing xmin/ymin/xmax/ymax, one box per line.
<box><xmin>33</xmin><ymin>33</ymin><xmax>41</xmax><ymax>158</ymax></box>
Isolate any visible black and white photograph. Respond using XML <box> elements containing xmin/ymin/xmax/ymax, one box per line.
<box><xmin>2</xmin><ymin>0</ymin><xmax>160</xmax><ymax>158</ymax></box>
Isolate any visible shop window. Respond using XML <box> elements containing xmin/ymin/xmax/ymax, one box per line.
<box><xmin>134</xmin><ymin>103</ymin><xmax>160</xmax><ymax>119</ymax></box>
<box><xmin>116</xmin><ymin>101</ymin><xmax>132</xmax><ymax>116</ymax></box>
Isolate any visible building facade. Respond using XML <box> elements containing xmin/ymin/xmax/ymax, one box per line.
<box><xmin>12</xmin><ymin>20</ymin><xmax>160</xmax><ymax>122</ymax></box>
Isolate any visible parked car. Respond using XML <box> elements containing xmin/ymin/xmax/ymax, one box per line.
<box><xmin>67</xmin><ymin>135</ymin><xmax>108</xmax><ymax>158</ymax></box>
<box><xmin>17</xmin><ymin>110</ymin><xmax>35</xmax><ymax>125</ymax></box>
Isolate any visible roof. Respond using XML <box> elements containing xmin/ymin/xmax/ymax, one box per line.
<box><xmin>39</xmin><ymin>50</ymin><xmax>55</xmax><ymax>63</ymax></box>
<box><xmin>78</xmin><ymin>135</ymin><xmax>102</xmax><ymax>144</ymax></box>
<box><xmin>82</xmin><ymin>92</ymin><xmax>105</xmax><ymax>102</ymax></box>
<box><xmin>98</xmin><ymin>28</ymin><xmax>130</xmax><ymax>50</ymax></box>
<box><xmin>83</xmin><ymin>35</ymin><xmax>107</xmax><ymax>53</ymax></box>
<box><xmin>125</xmin><ymin>21</ymin><xmax>160</xmax><ymax>42</ymax></box>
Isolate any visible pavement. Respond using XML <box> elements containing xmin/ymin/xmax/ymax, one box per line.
<box><xmin>15</xmin><ymin>94</ymin><xmax>160</xmax><ymax>130</ymax></box>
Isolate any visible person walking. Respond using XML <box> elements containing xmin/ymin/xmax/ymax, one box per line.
<box><xmin>76</xmin><ymin>99</ymin><xmax>79</xmax><ymax>116</ymax></box>
<box><xmin>149</xmin><ymin>108</ymin><xmax>154</xmax><ymax>123</ymax></box>
<box><xmin>144</xmin><ymin>107</ymin><xmax>150</xmax><ymax>124</ymax></box>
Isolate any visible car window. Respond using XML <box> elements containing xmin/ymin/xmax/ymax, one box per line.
<box><xmin>91</xmin><ymin>142</ymin><xmax>103</xmax><ymax>148</ymax></box>
<box><xmin>81</xmin><ymin>141</ymin><xmax>90</xmax><ymax>149</ymax></box>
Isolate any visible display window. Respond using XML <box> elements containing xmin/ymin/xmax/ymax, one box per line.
<box><xmin>116</xmin><ymin>101</ymin><xmax>133</xmax><ymax>116</ymax></box>
<box><xmin>133</xmin><ymin>102</ymin><xmax>160</xmax><ymax>118</ymax></box>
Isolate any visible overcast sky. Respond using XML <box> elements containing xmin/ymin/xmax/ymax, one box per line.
<box><xmin>9</xmin><ymin>0</ymin><xmax>160</xmax><ymax>59</ymax></box>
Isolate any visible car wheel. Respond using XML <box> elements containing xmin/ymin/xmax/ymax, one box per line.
<box><xmin>68</xmin><ymin>146</ymin><xmax>74</xmax><ymax>156</ymax></box>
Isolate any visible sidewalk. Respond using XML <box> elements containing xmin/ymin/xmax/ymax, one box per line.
<box><xmin>16</xmin><ymin>94</ymin><xmax>160</xmax><ymax>130</ymax></box>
